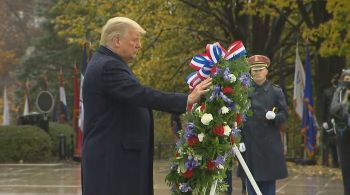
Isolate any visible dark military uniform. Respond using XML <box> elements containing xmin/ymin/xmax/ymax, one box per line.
<box><xmin>238</xmin><ymin>80</ymin><xmax>288</xmax><ymax>181</ymax></box>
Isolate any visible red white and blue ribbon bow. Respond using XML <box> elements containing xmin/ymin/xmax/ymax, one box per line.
<box><xmin>186</xmin><ymin>40</ymin><xmax>246</xmax><ymax>89</ymax></box>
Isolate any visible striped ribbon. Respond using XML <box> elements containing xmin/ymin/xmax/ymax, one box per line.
<box><xmin>186</xmin><ymin>41</ymin><xmax>246</xmax><ymax>89</ymax></box>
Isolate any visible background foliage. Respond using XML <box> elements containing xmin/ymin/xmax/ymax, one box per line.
<box><xmin>48</xmin><ymin>122</ymin><xmax>75</xmax><ymax>157</ymax></box>
<box><xmin>0</xmin><ymin>125</ymin><xmax>52</xmax><ymax>163</ymax></box>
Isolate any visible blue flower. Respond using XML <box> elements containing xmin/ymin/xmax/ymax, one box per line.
<box><xmin>238</xmin><ymin>73</ymin><xmax>251</xmax><ymax>87</ymax></box>
<box><xmin>185</xmin><ymin>155</ymin><xmax>199</xmax><ymax>170</ymax></box>
<box><xmin>223</xmin><ymin>68</ymin><xmax>231</xmax><ymax>81</ymax></box>
<box><xmin>184</xmin><ymin>123</ymin><xmax>195</xmax><ymax>138</ymax></box>
<box><xmin>208</xmin><ymin>85</ymin><xmax>221</xmax><ymax>102</ymax></box>
<box><xmin>231</xmin><ymin>128</ymin><xmax>241</xmax><ymax>136</ymax></box>
<box><xmin>214</xmin><ymin>155</ymin><xmax>225</xmax><ymax>168</ymax></box>
<box><xmin>219</xmin><ymin>92</ymin><xmax>233</xmax><ymax>104</ymax></box>
<box><xmin>228</xmin><ymin>102</ymin><xmax>236</xmax><ymax>111</ymax></box>
<box><xmin>179</xmin><ymin>183</ymin><xmax>192</xmax><ymax>192</ymax></box>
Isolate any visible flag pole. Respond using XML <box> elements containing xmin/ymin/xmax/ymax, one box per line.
<box><xmin>2</xmin><ymin>86</ymin><xmax>10</xmax><ymax>126</ymax></box>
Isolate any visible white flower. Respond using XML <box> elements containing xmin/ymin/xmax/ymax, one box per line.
<box><xmin>198</xmin><ymin>133</ymin><xmax>205</xmax><ymax>142</ymax></box>
<box><xmin>224</xmin><ymin>125</ymin><xmax>231</xmax><ymax>136</ymax></box>
<box><xmin>217</xmin><ymin>164</ymin><xmax>224</xmax><ymax>169</ymax></box>
<box><xmin>221</xmin><ymin>106</ymin><xmax>229</xmax><ymax>114</ymax></box>
<box><xmin>201</xmin><ymin>113</ymin><xmax>213</xmax><ymax>125</ymax></box>
<box><xmin>229</xmin><ymin>74</ymin><xmax>236</xmax><ymax>83</ymax></box>
<box><xmin>194</xmin><ymin>155</ymin><xmax>202</xmax><ymax>161</ymax></box>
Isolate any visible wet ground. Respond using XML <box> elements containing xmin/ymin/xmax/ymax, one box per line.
<box><xmin>0</xmin><ymin>161</ymin><xmax>343</xmax><ymax>195</ymax></box>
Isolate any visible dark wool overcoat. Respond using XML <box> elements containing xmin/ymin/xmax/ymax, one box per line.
<box><xmin>238</xmin><ymin>81</ymin><xmax>288</xmax><ymax>181</ymax></box>
<box><xmin>82</xmin><ymin>46</ymin><xmax>187</xmax><ymax>195</ymax></box>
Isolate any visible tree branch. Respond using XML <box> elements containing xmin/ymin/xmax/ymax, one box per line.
<box><xmin>297</xmin><ymin>1</ymin><xmax>313</xmax><ymax>28</ymax></box>
<box><xmin>4</xmin><ymin>0</ymin><xmax>32</xmax><ymax>42</ymax></box>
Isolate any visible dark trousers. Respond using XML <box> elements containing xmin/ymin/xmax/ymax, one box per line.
<box><xmin>329</xmin><ymin>142</ymin><xmax>339</xmax><ymax>167</ymax></box>
<box><xmin>246</xmin><ymin>179</ymin><xmax>276</xmax><ymax>195</ymax></box>
<box><xmin>337</xmin><ymin>127</ymin><xmax>350</xmax><ymax>195</ymax></box>
<box><xmin>324</xmin><ymin>134</ymin><xmax>339</xmax><ymax>167</ymax></box>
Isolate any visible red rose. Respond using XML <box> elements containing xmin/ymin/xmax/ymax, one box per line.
<box><xmin>183</xmin><ymin>169</ymin><xmax>193</xmax><ymax>178</ymax></box>
<box><xmin>213</xmin><ymin>125</ymin><xmax>225</xmax><ymax>136</ymax></box>
<box><xmin>188</xmin><ymin>136</ymin><xmax>199</xmax><ymax>147</ymax></box>
<box><xmin>223</xmin><ymin>86</ymin><xmax>233</xmax><ymax>94</ymax></box>
<box><xmin>236</xmin><ymin>114</ymin><xmax>242</xmax><ymax>125</ymax></box>
<box><xmin>200</xmin><ymin>104</ymin><xmax>206</xmax><ymax>112</ymax></box>
<box><xmin>207</xmin><ymin>160</ymin><xmax>216</xmax><ymax>170</ymax></box>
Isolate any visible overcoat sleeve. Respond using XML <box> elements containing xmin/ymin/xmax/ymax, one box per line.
<box><xmin>274</xmin><ymin>87</ymin><xmax>288</xmax><ymax>125</ymax></box>
<box><xmin>101</xmin><ymin>61</ymin><xmax>188</xmax><ymax>113</ymax></box>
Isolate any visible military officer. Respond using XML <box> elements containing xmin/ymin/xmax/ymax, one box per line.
<box><xmin>238</xmin><ymin>55</ymin><xmax>288</xmax><ymax>195</ymax></box>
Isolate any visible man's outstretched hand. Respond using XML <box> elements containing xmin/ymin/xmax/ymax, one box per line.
<box><xmin>187</xmin><ymin>77</ymin><xmax>212</xmax><ymax>105</ymax></box>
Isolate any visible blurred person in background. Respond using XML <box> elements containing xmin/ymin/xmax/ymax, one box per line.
<box><xmin>320</xmin><ymin>73</ymin><xmax>339</xmax><ymax>167</ymax></box>
<box><xmin>330</xmin><ymin>69</ymin><xmax>350</xmax><ymax>195</ymax></box>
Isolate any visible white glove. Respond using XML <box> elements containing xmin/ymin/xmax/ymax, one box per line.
<box><xmin>239</xmin><ymin>143</ymin><xmax>246</xmax><ymax>152</ymax></box>
<box><xmin>322</xmin><ymin>122</ymin><xmax>329</xmax><ymax>129</ymax></box>
<box><xmin>265</xmin><ymin>111</ymin><xmax>276</xmax><ymax>120</ymax></box>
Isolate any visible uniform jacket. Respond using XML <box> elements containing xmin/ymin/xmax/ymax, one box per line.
<box><xmin>238</xmin><ymin>80</ymin><xmax>288</xmax><ymax>181</ymax></box>
<box><xmin>82</xmin><ymin>46</ymin><xmax>187</xmax><ymax>195</ymax></box>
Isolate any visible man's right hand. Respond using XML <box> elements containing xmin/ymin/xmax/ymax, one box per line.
<box><xmin>187</xmin><ymin>77</ymin><xmax>212</xmax><ymax>105</ymax></box>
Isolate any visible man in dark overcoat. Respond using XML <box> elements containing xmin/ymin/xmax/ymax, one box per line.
<box><xmin>238</xmin><ymin>55</ymin><xmax>288</xmax><ymax>195</ymax></box>
<box><xmin>81</xmin><ymin>17</ymin><xmax>212</xmax><ymax>195</ymax></box>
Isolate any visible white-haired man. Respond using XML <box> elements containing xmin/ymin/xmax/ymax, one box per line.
<box><xmin>82</xmin><ymin>17</ymin><xmax>211</xmax><ymax>195</ymax></box>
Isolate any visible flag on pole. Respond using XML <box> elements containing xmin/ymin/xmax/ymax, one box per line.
<box><xmin>301</xmin><ymin>47</ymin><xmax>316</xmax><ymax>158</ymax></box>
<box><xmin>23</xmin><ymin>96</ymin><xmax>29</xmax><ymax>116</ymax></box>
<box><xmin>73</xmin><ymin>63</ymin><xmax>82</xmax><ymax>159</ymax></box>
<box><xmin>293</xmin><ymin>45</ymin><xmax>305</xmax><ymax>118</ymax></box>
<box><xmin>74</xmin><ymin>43</ymin><xmax>90</xmax><ymax>160</ymax></box>
<box><xmin>78</xmin><ymin>44</ymin><xmax>89</xmax><ymax>132</ymax></box>
<box><xmin>23</xmin><ymin>80</ymin><xmax>30</xmax><ymax>116</ymax></box>
<box><xmin>59</xmin><ymin>67</ymin><xmax>68</xmax><ymax>123</ymax></box>
<box><xmin>2</xmin><ymin>87</ymin><xmax>10</xmax><ymax>126</ymax></box>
